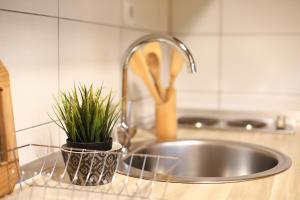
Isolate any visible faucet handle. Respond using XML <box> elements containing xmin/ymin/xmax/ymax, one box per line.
<box><xmin>117</xmin><ymin>122</ymin><xmax>131</xmax><ymax>148</ymax></box>
<box><xmin>117</xmin><ymin>123</ymin><xmax>137</xmax><ymax>148</ymax></box>
<box><xmin>117</xmin><ymin>101</ymin><xmax>137</xmax><ymax>148</ymax></box>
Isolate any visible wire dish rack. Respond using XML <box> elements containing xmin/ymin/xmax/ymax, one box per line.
<box><xmin>1</xmin><ymin>144</ymin><xmax>179</xmax><ymax>200</ymax></box>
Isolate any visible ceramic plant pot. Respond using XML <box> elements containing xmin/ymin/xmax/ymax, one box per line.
<box><xmin>61</xmin><ymin>139</ymin><xmax>122</xmax><ymax>186</ymax></box>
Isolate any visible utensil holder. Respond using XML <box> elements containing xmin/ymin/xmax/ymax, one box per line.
<box><xmin>0</xmin><ymin>61</ymin><xmax>19</xmax><ymax>197</ymax></box>
<box><xmin>155</xmin><ymin>88</ymin><xmax>177</xmax><ymax>140</ymax></box>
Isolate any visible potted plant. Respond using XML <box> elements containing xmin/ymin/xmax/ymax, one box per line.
<box><xmin>51</xmin><ymin>84</ymin><xmax>121</xmax><ymax>186</ymax></box>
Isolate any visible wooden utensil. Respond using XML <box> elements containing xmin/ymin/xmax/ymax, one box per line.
<box><xmin>166</xmin><ymin>48</ymin><xmax>185</xmax><ymax>100</ymax></box>
<box><xmin>0</xmin><ymin>60</ymin><xmax>19</xmax><ymax>197</ymax></box>
<box><xmin>129</xmin><ymin>51</ymin><xmax>163</xmax><ymax>104</ymax></box>
<box><xmin>143</xmin><ymin>42</ymin><xmax>165</xmax><ymax>100</ymax></box>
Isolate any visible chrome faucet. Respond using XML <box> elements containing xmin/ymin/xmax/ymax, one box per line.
<box><xmin>118</xmin><ymin>34</ymin><xmax>197</xmax><ymax>148</ymax></box>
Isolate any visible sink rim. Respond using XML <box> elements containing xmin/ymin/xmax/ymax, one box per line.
<box><xmin>118</xmin><ymin>139</ymin><xmax>292</xmax><ymax>184</ymax></box>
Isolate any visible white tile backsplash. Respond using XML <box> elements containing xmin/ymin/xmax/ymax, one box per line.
<box><xmin>223</xmin><ymin>0</ymin><xmax>300</xmax><ymax>33</ymax></box>
<box><xmin>16</xmin><ymin>123</ymin><xmax>60</xmax><ymax>165</ymax></box>
<box><xmin>131</xmin><ymin>97</ymin><xmax>155</xmax><ymax>126</ymax></box>
<box><xmin>158</xmin><ymin>0</ymin><xmax>170</xmax><ymax>33</ymax></box>
<box><xmin>0</xmin><ymin>0</ymin><xmax>58</xmax><ymax>16</ymax></box>
<box><xmin>221</xmin><ymin>35</ymin><xmax>300</xmax><ymax>94</ymax></box>
<box><xmin>221</xmin><ymin>94</ymin><xmax>300</xmax><ymax>112</ymax></box>
<box><xmin>59</xmin><ymin>0</ymin><xmax>121</xmax><ymax>26</ymax></box>
<box><xmin>174</xmin><ymin>34</ymin><xmax>219</xmax><ymax>92</ymax></box>
<box><xmin>171</xmin><ymin>0</ymin><xmax>219</xmax><ymax>33</ymax></box>
<box><xmin>0</xmin><ymin>11</ymin><xmax>58</xmax><ymax>131</ymax></box>
<box><xmin>171</xmin><ymin>0</ymin><xmax>300</xmax><ymax>112</ymax></box>
<box><xmin>122</xmin><ymin>0</ymin><xmax>165</xmax><ymax>31</ymax></box>
<box><xmin>120</xmin><ymin>29</ymin><xmax>149</xmax><ymax>56</ymax></box>
<box><xmin>177</xmin><ymin>91</ymin><xmax>218</xmax><ymax>110</ymax></box>
<box><xmin>59</xmin><ymin>19</ymin><xmax>121</xmax><ymax>93</ymax></box>
<box><xmin>0</xmin><ymin>0</ymin><xmax>167</xmax><ymax>165</ymax></box>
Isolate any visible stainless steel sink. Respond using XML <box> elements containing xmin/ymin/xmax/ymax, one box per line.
<box><xmin>118</xmin><ymin>139</ymin><xmax>291</xmax><ymax>183</ymax></box>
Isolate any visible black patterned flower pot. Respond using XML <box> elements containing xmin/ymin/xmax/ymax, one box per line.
<box><xmin>61</xmin><ymin>139</ymin><xmax>122</xmax><ymax>186</ymax></box>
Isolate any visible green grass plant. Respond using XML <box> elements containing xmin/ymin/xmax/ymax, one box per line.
<box><xmin>51</xmin><ymin>84</ymin><xmax>120</xmax><ymax>143</ymax></box>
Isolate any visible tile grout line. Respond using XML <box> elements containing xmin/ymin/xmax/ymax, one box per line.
<box><xmin>171</xmin><ymin>32</ymin><xmax>300</xmax><ymax>36</ymax></box>
<box><xmin>133</xmin><ymin>89</ymin><xmax>300</xmax><ymax>96</ymax></box>
<box><xmin>0</xmin><ymin>8</ymin><xmax>57</xmax><ymax>18</ymax></box>
<box><xmin>8</xmin><ymin>6</ymin><xmax>300</xmax><ymax>36</ymax></box>
<box><xmin>168</xmin><ymin>0</ymin><xmax>173</xmax><ymax>34</ymax></box>
<box><xmin>57</xmin><ymin>0</ymin><xmax>61</xmax><ymax>145</ymax></box>
<box><xmin>217</xmin><ymin>0</ymin><xmax>223</xmax><ymax>110</ymax></box>
<box><xmin>0</xmin><ymin>8</ymin><xmax>162</xmax><ymax>33</ymax></box>
<box><xmin>178</xmin><ymin>90</ymin><xmax>300</xmax><ymax>97</ymax></box>
<box><xmin>119</xmin><ymin>0</ymin><xmax>123</xmax><ymax>97</ymax></box>
<box><xmin>57</xmin><ymin>0</ymin><xmax>60</xmax><ymax>93</ymax></box>
<box><xmin>16</xmin><ymin>121</ymin><xmax>55</xmax><ymax>133</ymax></box>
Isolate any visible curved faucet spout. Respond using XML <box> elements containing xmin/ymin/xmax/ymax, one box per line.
<box><xmin>119</xmin><ymin>34</ymin><xmax>197</xmax><ymax>148</ymax></box>
<box><xmin>122</xmin><ymin>34</ymin><xmax>197</xmax><ymax>73</ymax></box>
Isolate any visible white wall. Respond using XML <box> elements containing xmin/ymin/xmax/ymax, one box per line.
<box><xmin>171</xmin><ymin>0</ymin><xmax>300</xmax><ymax>113</ymax></box>
<box><xmin>0</xmin><ymin>0</ymin><xmax>168</xmax><ymax>164</ymax></box>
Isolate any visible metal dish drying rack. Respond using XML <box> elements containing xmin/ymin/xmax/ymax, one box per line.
<box><xmin>2</xmin><ymin>144</ymin><xmax>179</xmax><ymax>200</ymax></box>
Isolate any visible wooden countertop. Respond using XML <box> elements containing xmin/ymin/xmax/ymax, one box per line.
<box><xmin>7</xmin><ymin>125</ymin><xmax>299</xmax><ymax>200</ymax></box>
<box><xmin>133</xmin><ymin>125</ymin><xmax>300</xmax><ymax>200</ymax></box>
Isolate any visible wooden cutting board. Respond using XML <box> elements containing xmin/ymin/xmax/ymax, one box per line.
<box><xmin>0</xmin><ymin>60</ymin><xmax>19</xmax><ymax>197</ymax></box>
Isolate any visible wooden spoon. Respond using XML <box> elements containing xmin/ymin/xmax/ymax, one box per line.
<box><xmin>166</xmin><ymin>48</ymin><xmax>185</xmax><ymax>100</ymax></box>
<box><xmin>129</xmin><ymin>51</ymin><xmax>163</xmax><ymax>104</ymax></box>
<box><xmin>143</xmin><ymin>42</ymin><xmax>165</xmax><ymax>100</ymax></box>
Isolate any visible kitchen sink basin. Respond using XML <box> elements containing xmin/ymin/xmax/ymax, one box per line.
<box><xmin>118</xmin><ymin>139</ymin><xmax>291</xmax><ymax>183</ymax></box>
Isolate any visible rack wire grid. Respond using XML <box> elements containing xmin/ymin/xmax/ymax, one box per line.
<box><xmin>1</xmin><ymin>144</ymin><xmax>179</xmax><ymax>200</ymax></box>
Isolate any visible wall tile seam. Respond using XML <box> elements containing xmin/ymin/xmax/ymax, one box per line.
<box><xmin>167</xmin><ymin>0</ymin><xmax>172</xmax><ymax>34</ymax></box>
<box><xmin>170</xmin><ymin>31</ymin><xmax>300</xmax><ymax>36</ymax></box>
<box><xmin>176</xmin><ymin>90</ymin><xmax>300</xmax><ymax>100</ymax></box>
<box><xmin>178</xmin><ymin>88</ymin><xmax>300</xmax><ymax>96</ymax></box>
<box><xmin>0</xmin><ymin>8</ymin><xmax>163</xmax><ymax>33</ymax></box>
<box><xmin>217</xmin><ymin>0</ymin><xmax>223</xmax><ymax>109</ymax></box>
<box><xmin>118</xmin><ymin>0</ymin><xmax>123</xmax><ymax>96</ymax></box>
<box><xmin>120</xmin><ymin>26</ymin><xmax>162</xmax><ymax>34</ymax></box>
<box><xmin>0</xmin><ymin>8</ymin><xmax>121</xmax><ymax>29</ymax></box>
<box><xmin>57</xmin><ymin>0</ymin><xmax>60</xmax><ymax>93</ymax></box>
<box><xmin>16</xmin><ymin>121</ymin><xmax>55</xmax><ymax>133</ymax></box>
<box><xmin>0</xmin><ymin>8</ymin><xmax>58</xmax><ymax>18</ymax></box>
<box><xmin>217</xmin><ymin>91</ymin><xmax>300</xmax><ymax>97</ymax></box>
